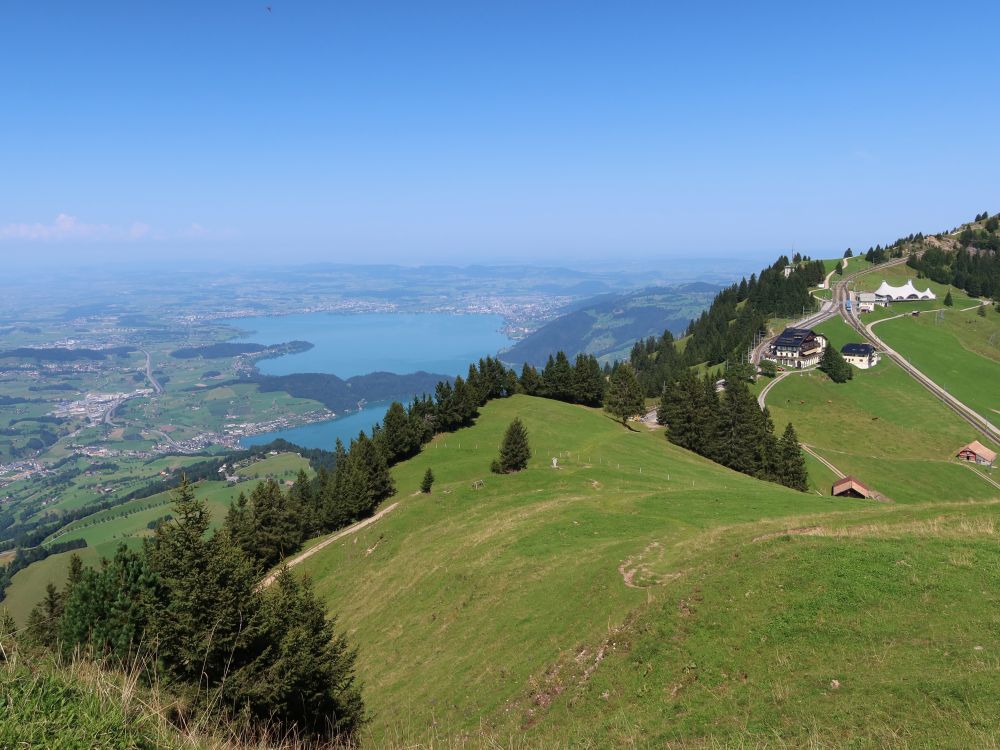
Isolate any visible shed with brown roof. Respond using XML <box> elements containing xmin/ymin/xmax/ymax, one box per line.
<box><xmin>831</xmin><ymin>476</ymin><xmax>873</xmax><ymax>499</ymax></box>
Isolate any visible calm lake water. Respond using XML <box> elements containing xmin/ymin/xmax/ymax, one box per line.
<box><xmin>231</xmin><ymin>312</ymin><xmax>510</xmax><ymax>378</ymax></box>
<box><xmin>233</xmin><ymin>312</ymin><xmax>511</xmax><ymax>450</ymax></box>
<box><xmin>241</xmin><ymin>401</ymin><xmax>395</xmax><ymax>451</ymax></box>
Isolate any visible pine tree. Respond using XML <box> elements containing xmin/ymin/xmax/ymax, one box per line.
<box><xmin>377</xmin><ymin>401</ymin><xmax>418</xmax><ymax>464</ymax></box>
<box><xmin>978</xmin><ymin>303</ymin><xmax>987</xmax><ymax>317</ymax></box>
<box><xmin>60</xmin><ymin>544</ymin><xmax>155</xmax><ymax>659</ymax></box>
<box><xmin>944</xmin><ymin>290</ymin><xmax>954</xmax><ymax>307</ymax></box>
<box><xmin>146</xmin><ymin>478</ymin><xmax>262</xmax><ymax>688</ymax></box>
<box><xmin>288</xmin><ymin>468</ymin><xmax>320</xmax><ymax>535</ymax></box>
<box><xmin>224</xmin><ymin>491</ymin><xmax>254</xmax><ymax>552</ymax></box>
<box><xmin>230</xmin><ymin>569</ymin><xmax>365</xmax><ymax>738</ymax></box>
<box><xmin>572</xmin><ymin>354</ymin><xmax>606</xmax><ymax>406</ymax></box>
<box><xmin>541</xmin><ymin>352</ymin><xmax>574</xmax><ymax>401</ymax></box>
<box><xmin>420</xmin><ymin>468</ymin><xmax>435</xmax><ymax>493</ymax></box>
<box><xmin>407</xmin><ymin>396</ymin><xmax>436</xmax><ymax>445</ymax></box>
<box><xmin>604</xmin><ymin>363</ymin><xmax>645</xmax><ymax>426</ymax></box>
<box><xmin>777</xmin><ymin>422</ymin><xmax>808</xmax><ymax>491</ymax></box>
<box><xmin>491</xmin><ymin>418</ymin><xmax>531</xmax><ymax>473</ymax></box>
<box><xmin>242</xmin><ymin>479</ymin><xmax>304</xmax><ymax>571</ymax></box>
<box><xmin>313</xmin><ymin>440</ymin><xmax>349</xmax><ymax>532</ymax></box>
<box><xmin>820</xmin><ymin>344</ymin><xmax>853</xmax><ymax>383</ymax></box>
<box><xmin>713</xmin><ymin>379</ymin><xmax>762</xmax><ymax>474</ymax></box>
<box><xmin>519</xmin><ymin>363</ymin><xmax>541</xmax><ymax>395</ymax></box>
<box><xmin>0</xmin><ymin>608</ymin><xmax>15</xmax><ymax>645</ymax></box>
<box><xmin>25</xmin><ymin>583</ymin><xmax>63</xmax><ymax>648</ymax></box>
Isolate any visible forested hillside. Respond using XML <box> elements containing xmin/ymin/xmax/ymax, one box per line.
<box><xmin>629</xmin><ymin>255</ymin><xmax>825</xmax><ymax>395</ymax></box>
<box><xmin>907</xmin><ymin>211</ymin><xmax>1000</xmax><ymax>299</ymax></box>
<box><xmin>503</xmin><ymin>284</ymin><xmax>719</xmax><ymax>366</ymax></box>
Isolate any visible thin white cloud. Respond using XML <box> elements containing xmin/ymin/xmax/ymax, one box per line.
<box><xmin>0</xmin><ymin>214</ymin><xmax>230</xmax><ymax>242</ymax></box>
<box><xmin>0</xmin><ymin>213</ymin><xmax>151</xmax><ymax>242</ymax></box>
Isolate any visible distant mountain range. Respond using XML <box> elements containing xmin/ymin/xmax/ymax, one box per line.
<box><xmin>501</xmin><ymin>284</ymin><xmax>721</xmax><ymax>366</ymax></box>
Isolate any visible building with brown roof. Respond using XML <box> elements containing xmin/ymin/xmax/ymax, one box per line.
<box><xmin>956</xmin><ymin>440</ymin><xmax>997</xmax><ymax>467</ymax></box>
<box><xmin>831</xmin><ymin>476</ymin><xmax>873</xmax><ymax>499</ymax></box>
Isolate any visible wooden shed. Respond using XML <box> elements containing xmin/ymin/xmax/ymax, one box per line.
<box><xmin>831</xmin><ymin>476</ymin><xmax>873</xmax><ymax>499</ymax></box>
<box><xmin>957</xmin><ymin>440</ymin><xmax>997</xmax><ymax>467</ymax></box>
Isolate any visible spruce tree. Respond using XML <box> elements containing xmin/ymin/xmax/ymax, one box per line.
<box><xmin>60</xmin><ymin>544</ymin><xmax>155</xmax><ymax>659</ymax></box>
<box><xmin>820</xmin><ymin>344</ymin><xmax>853</xmax><ymax>383</ymax></box>
<box><xmin>777</xmin><ymin>422</ymin><xmax>808</xmax><ymax>491</ymax></box>
<box><xmin>604</xmin><ymin>363</ymin><xmax>645</xmax><ymax>426</ymax></box>
<box><xmin>944</xmin><ymin>290</ymin><xmax>954</xmax><ymax>306</ymax></box>
<box><xmin>25</xmin><ymin>583</ymin><xmax>63</xmax><ymax>648</ymax></box>
<box><xmin>377</xmin><ymin>401</ymin><xmax>417</xmax><ymax>464</ymax></box>
<box><xmin>146</xmin><ymin>478</ymin><xmax>261</xmax><ymax>688</ymax></box>
<box><xmin>540</xmin><ymin>352</ymin><xmax>574</xmax><ymax>401</ymax></box>
<box><xmin>572</xmin><ymin>354</ymin><xmax>606</xmax><ymax>406</ymax></box>
<box><xmin>232</xmin><ymin>569</ymin><xmax>365</xmax><ymax>737</ymax></box>
<box><xmin>492</xmin><ymin>418</ymin><xmax>531</xmax><ymax>473</ymax></box>
<box><xmin>519</xmin><ymin>363</ymin><xmax>541</xmax><ymax>395</ymax></box>
<box><xmin>420</xmin><ymin>468</ymin><xmax>435</xmax><ymax>493</ymax></box>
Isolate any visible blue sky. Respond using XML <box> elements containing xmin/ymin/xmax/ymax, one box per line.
<box><xmin>2</xmin><ymin>1</ymin><xmax>998</xmax><ymax>268</ymax></box>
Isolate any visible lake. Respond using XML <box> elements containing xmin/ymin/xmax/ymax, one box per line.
<box><xmin>231</xmin><ymin>312</ymin><xmax>511</xmax><ymax>378</ymax></box>
<box><xmin>232</xmin><ymin>312</ymin><xmax>511</xmax><ymax>449</ymax></box>
<box><xmin>241</xmin><ymin>401</ymin><xmax>395</xmax><ymax>451</ymax></box>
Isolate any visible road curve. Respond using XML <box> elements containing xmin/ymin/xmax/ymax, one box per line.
<box><xmin>259</xmin><ymin>501</ymin><xmax>400</xmax><ymax>588</ymax></box>
<box><xmin>757</xmin><ymin>369</ymin><xmax>794</xmax><ymax>409</ymax></box>
<box><xmin>751</xmin><ymin>255</ymin><xmax>913</xmax><ymax>365</ymax></box>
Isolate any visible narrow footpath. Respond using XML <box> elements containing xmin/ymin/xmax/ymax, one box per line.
<box><xmin>259</xmin><ymin>501</ymin><xmax>399</xmax><ymax>588</ymax></box>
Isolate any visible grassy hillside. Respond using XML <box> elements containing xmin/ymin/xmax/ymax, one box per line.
<box><xmin>0</xmin><ymin>653</ymin><xmax>186</xmax><ymax>750</ymax></box>
<box><xmin>766</xmin><ymin>318</ymin><xmax>999</xmax><ymax>503</ymax></box>
<box><xmin>288</xmin><ymin>395</ymin><xmax>1000</xmax><ymax>747</ymax></box>
<box><xmin>0</xmin><ymin>650</ymin><xmax>311</xmax><ymax>750</ymax></box>
<box><xmin>874</xmin><ymin>305</ymin><xmax>1000</xmax><ymax>421</ymax></box>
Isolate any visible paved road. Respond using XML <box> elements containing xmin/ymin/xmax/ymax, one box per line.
<box><xmin>839</xmin><ymin>289</ymin><xmax>1000</xmax><ymax>443</ymax></box>
<box><xmin>259</xmin><ymin>501</ymin><xmax>400</xmax><ymax>588</ymax></box>
<box><xmin>142</xmin><ymin>349</ymin><xmax>163</xmax><ymax>394</ymax></box>
<box><xmin>756</xmin><ymin>368</ymin><xmax>796</xmax><ymax>409</ymax></box>
<box><xmin>751</xmin><ymin>255</ymin><xmax>912</xmax><ymax>365</ymax></box>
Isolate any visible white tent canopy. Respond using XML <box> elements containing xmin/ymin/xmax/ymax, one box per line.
<box><xmin>874</xmin><ymin>280</ymin><xmax>936</xmax><ymax>300</ymax></box>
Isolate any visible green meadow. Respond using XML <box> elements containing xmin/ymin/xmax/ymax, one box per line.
<box><xmin>765</xmin><ymin>319</ymin><xmax>999</xmax><ymax>503</ymax></box>
<box><xmin>874</xmin><ymin>305</ymin><xmax>1000</xmax><ymax>422</ymax></box>
<box><xmin>288</xmin><ymin>395</ymin><xmax>1000</xmax><ymax>747</ymax></box>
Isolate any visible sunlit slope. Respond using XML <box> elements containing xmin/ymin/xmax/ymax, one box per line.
<box><xmin>874</xmin><ymin>304</ymin><xmax>1000</xmax><ymax>421</ymax></box>
<box><xmin>522</xmin><ymin>506</ymin><xmax>1000</xmax><ymax>748</ymax></box>
<box><xmin>769</xmin><ymin>318</ymin><xmax>1000</xmax><ymax>503</ymax></box>
<box><xmin>294</xmin><ymin>395</ymin><xmax>857</xmax><ymax>740</ymax></box>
